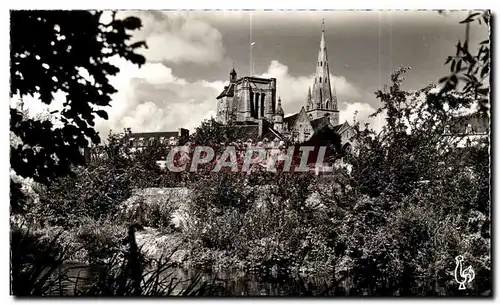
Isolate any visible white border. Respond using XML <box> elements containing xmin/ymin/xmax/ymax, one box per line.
<box><xmin>2</xmin><ymin>1</ymin><xmax>498</xmax><ymax>304</ymax></box>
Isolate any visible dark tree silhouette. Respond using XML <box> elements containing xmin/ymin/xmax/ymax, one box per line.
<box><xmin>10</xmin><ymin>10</ymin><xmax>146</xmax><ymax>190</ymax></box>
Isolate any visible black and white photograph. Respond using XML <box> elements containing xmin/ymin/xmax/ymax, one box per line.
<box><xmin>9</xmin><ymin>8</ymin><xmax>491</xmax><ymax>297</ymax></box>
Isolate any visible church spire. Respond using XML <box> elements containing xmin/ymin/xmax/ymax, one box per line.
<box><xmin>310</xmin><ymin>19</ymin><xmax>336</xmax><ymax>112</ymax></box>
<box><xmin>306</xmin><ymin>19</ymin><xmax>339</xmax><ymax>124</ymax></box>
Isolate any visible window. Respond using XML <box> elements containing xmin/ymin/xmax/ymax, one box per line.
<box><xmin>250</xmin><ymin>92</ymin><xmax>255</xmax><ymax>117</ymax></box>
<box><xmin>320</xmin><ymin>62</ymin><xmax>323</xmax><ymax>66</ymax></box>
<box><xmin>261</xmin><ymin>93</ymin><xmax>265</xmax><ymax>117</ymax></box>
<box><xmin>319</xmin><ymin>77</ymin><xmax>322</xmax><ymax>83</ymax></box>
<box><xmin>129</xmin><ymin>138</ymin><xmax>135</xmax><ymax>147</ymax></box>
<box><xmin>255</xmin><ymin>93</ymin><xmax>260</xmax><ymax>118</ymax></box>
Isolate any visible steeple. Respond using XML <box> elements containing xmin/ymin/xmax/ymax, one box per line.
<box><xmin>310</xmin><ymin>19</ymin><xmax>337</xmax><ymax>112</ymax></box>
<box><xmin>229</xmin><ymin>63</ymin><xmax>237</xmax><ymax>82</ymax></box>
<box><xmin>305</xmin><ymin>19</ymin><xmax>339</xmax><ymax>125</ymax></box>
<box><xmin>306</xmin><ymin>86</ymin><xmax>312</xmax><ymax>110</ymax></box>
<box><xmin>273</xmin><ymin>96</ymin><xmax>284</xmax><ymax>133</ymax></box>
<box><xmin>276</xmin><ymin>96</ymin><xmax>284</xmax><ymax>115</ymax></box>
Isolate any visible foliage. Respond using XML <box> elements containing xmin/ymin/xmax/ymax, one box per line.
<box><xmin>118</xmin><ymin>194</ymin><xmax>177</xmax><ymax>232</ymax></box>
<box><xmin>34</xmin><ymin>130</ymin><xmax>164</xmax><ymax>228</ymax></box>
<box><xmin>190</xmin><ymin>119</ymin><xmax>253</xmax><ymax>149</ymax></box>
<box><xmin>10</xmin><ymin>222</ymin><xmax>69</xmax><ymax>296</ymax></box>
<box><xmin>10</xmin><ymin>10</ymin><xmax>146</xmax><ymax>186</ymax></box>
<box><xmin>10</xmin><ymin>222</ymin><xmax>224</xmax><ymax>296</ymax></box>
<box><xmin>72</xmin><ymin>217</ymin><xmax>126</xmax><ymax>265</ymax></box>
<box><xmin>324</xmin><ymin>61</ymin><xmax>490</xmax><ymax>295</ymax></box>
<box><xmin>439</xmin><ymin>10</ymin><xmax>490</xmax><ymax>114</ymax></box>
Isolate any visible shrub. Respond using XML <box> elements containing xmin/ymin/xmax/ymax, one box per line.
<box><xmin>71</xmin><ymin>217</ymin><xmax>126</xmax><ymax>265</ymax></box>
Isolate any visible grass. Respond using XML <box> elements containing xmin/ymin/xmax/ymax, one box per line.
<box><xmin>10</xmin><ymin>222</ymin><xmax>225</xmax><ymax>296</ymax></box>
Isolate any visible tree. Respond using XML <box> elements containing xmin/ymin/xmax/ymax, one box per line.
<box><xmin>34</xmin><ymin>130</ymin><xmax>164</xmax><ymax>227</ymax></box>
<box><xmin>10</xmin><ymin>10</ymin><xmax>146</xmax><ymax>187</ymax></box>
<box><xmin>439</xmin><ymin>10</ymin><xmax>490</xmax><ymax>114</ymax></box>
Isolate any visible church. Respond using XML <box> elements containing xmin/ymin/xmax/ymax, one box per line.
<box><xmin>215</xmin><ymin>21</ymin><xmax>354</xmax><ymax>146</ymax></box>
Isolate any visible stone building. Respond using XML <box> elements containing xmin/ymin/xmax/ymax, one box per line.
<box><xmin>215</xmin><ymin>20</ymin><xmax>353</xmax><ymax>147</ymax></box>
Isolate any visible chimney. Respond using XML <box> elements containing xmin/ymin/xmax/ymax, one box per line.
<box><xmin>178</xmin><ymin>128</ymin><xmax>189</xmax><ymax>145</ymax></box>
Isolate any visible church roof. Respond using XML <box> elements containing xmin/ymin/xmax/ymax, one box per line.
<box><xmin>331</xmin><ymin>121</ymin><xmax>351</xmax><ymax>134</ymax></box>
<box><xmin>262</xmin><ymin>126</ymin><xmax>283</xmax><ymax>141</ymax></box>
<box><xmin>310</xmin><ymin>116</ymin><xmax>331</xmax><ymax>132</ymax></box>
<box><xmin>225</xmin><ymin>124</ymin><xmax>283</xmax><ymax>142</ymax></box>
<box><xmin>230</xmin><ymin>125</ymin><xmax>260</xmax><ymax>140</ymax></box>
<box><xmin>284</xmin><ymin>113</ymin><xmax>299</xmax><ymax>126</ymax></box>
<box><xmin>216</xmin><ymin>83</ymin><xmax>235</xmax><ymax>99</ymax></box>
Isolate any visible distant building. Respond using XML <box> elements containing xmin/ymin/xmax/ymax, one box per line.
<box><xmin>127</xmin><ymin>128</ymin><xmax>190</xmax><ymax>153</ymax></box>
<box><xmin>214</xmin><ymin>20</ymin><xmax>353</xmax><ymax>147</ymax></box>
<box><xmin>444</xmin><ymin>112</ymin><xmax>489</xmax><ymax>147</ymax></box>
<box><xmin>85</xmin><ymin>128</ymin><xmax>190</xmax><ymax>163</ymax></box>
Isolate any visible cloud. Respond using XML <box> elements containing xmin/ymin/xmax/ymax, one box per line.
<box><xmin>338</xmin><ymin>101</ymin><xmax>386</xmax><ymax>132</ymax></box>
<box><xmin>95</xmin><ymin>57</ymin><xmax>222</xmax><ymax>137</ymax></box>
<box><xmin>120</xmin><ymin>11</ymin><xmax>225</xmax><ymax>65</ymax></box>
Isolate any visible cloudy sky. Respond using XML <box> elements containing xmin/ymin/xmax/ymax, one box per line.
<box><xmin>19</xmin><ymin>10</ymin><xmax>490</xmax><ymax>136</ymax></box>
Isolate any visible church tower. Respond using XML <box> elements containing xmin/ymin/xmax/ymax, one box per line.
<box><xmin>307</xmin><ymin>19</ymin><xmax>339</xmax><ymax>126</ymax></box>
<box><xmin>273</xmin><ymin>97</ymin><xmax>284</xmax><ymax>133</ymax></box>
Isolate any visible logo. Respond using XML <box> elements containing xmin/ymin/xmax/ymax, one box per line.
<box><xmin>454</xmin><ymin>255</ymin><xmax>475</xmax><ymax>290</ymax></box>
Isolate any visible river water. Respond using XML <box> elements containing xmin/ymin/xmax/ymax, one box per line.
<box><xmin>46</xmin><ymin>263</ymin><xmax>467</xmax><ymax>296</ymax></box>
<box><xmin>47</xmin><ymin>263</ymin><xmax>352</xmax><ymax>296</ymax></box>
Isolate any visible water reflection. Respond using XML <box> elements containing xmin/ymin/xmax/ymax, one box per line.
<box><xmin>50</xmin><ymin>264</ymin><xmax>343</xmax><ymax>296</ymax></box>
<box><xmin>49</xmin><ymin>264</ymin><xmax>462</xmax><ymax>296</ymax></box>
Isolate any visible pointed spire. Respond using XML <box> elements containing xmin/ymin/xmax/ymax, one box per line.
<box><xmin>230</xmin><ymin>63</ymin><xmax>237</xmax><ymax>82</ymax></box>
<box><xmin>276</xmin><ymin>96</ymin><xmax>284</xmax><ymax>115</ymax></box>
<box><xmin>320</xmin><ymin>19</ymin><xmax>326</xmax><ymax>50</ymax></box>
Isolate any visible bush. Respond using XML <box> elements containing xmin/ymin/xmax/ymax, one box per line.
<box><xmin>71</xmin><ymin>217</ymin><xmax>126</xmax><ymax>265</ymax></box>
<box><xmin>117</xmin><ymin>194</ymin><xmax>177</xmax><ymax>232</ymax></box>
